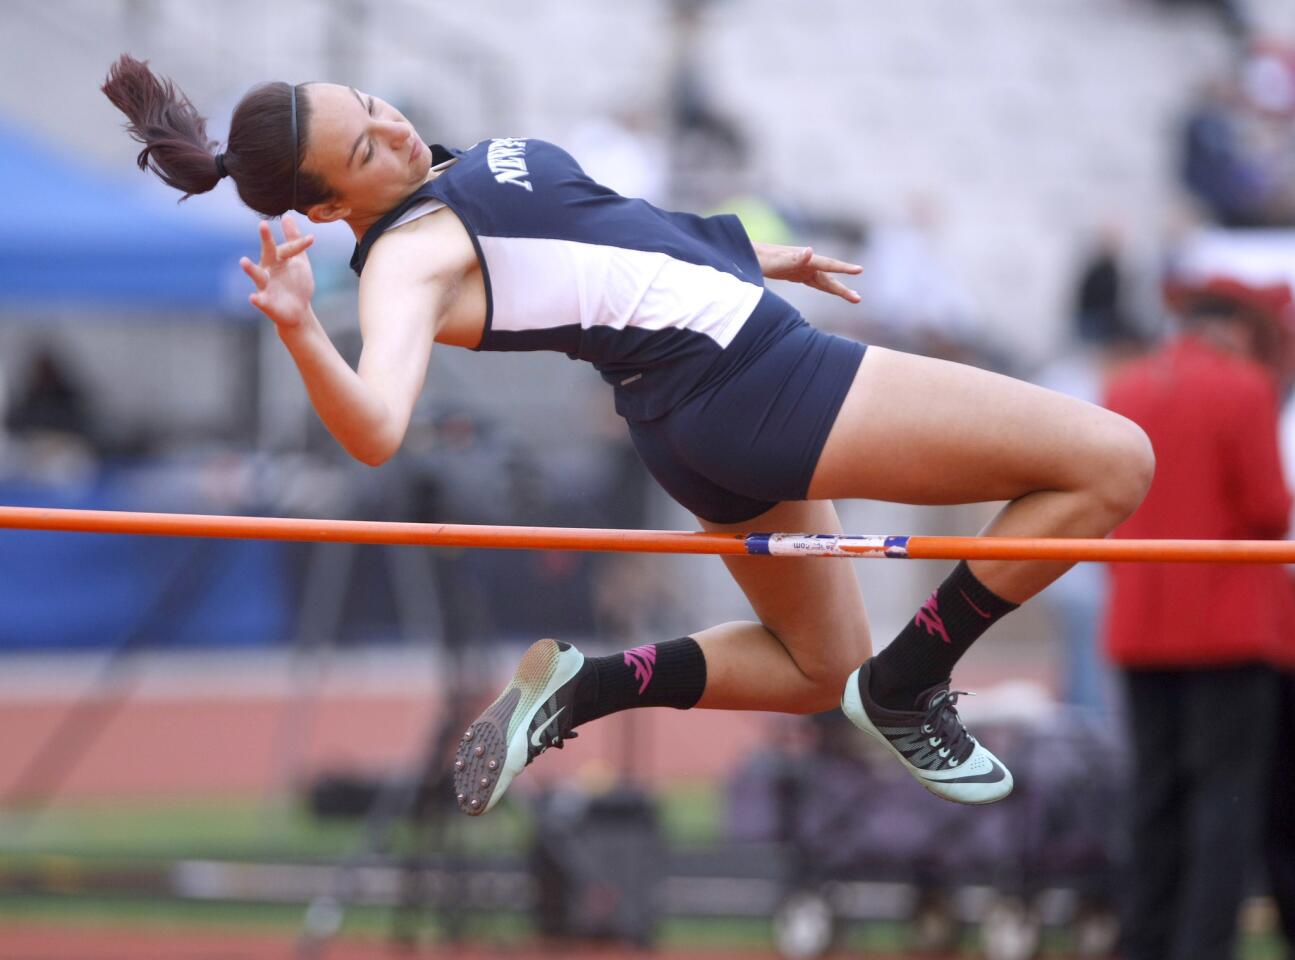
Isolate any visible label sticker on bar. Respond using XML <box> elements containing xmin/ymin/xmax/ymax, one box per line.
<box><xmin>745</xmin><ymin>534</ymin><xmax>906</xmax><ymax>557</ymax></box>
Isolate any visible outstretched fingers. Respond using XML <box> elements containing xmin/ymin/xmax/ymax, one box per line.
<box><xmin>275</xmin><ymin>216</ymin><xmax>314</xmax><ymax>260</ymax></box>
<box><xmin>240</xmin><ymin>257</ymin><xmax>268</xmax><ymax>289</ymax></box>
<box><xmin>785</xmin><ymin>247</ymin><xmax>863</xmax><ymax>302</ymax></box>
<box><xmin>257</xmin><ymin>220</ymin><xmax>279</xmax><ymax>265</ymax></box>
<box><xmin>241</xmin><ymin>257</ymin><xmax>269</xmax><ymax>311</ymax></box>
<box><xmin>815</xmin><ymin>272</ymin><xmax>862</xmax><ymax>303</ymax></box>
<box><xmin>246</xmin><ymin>218</ymin><xmax>313</xmax><ymax>287</ymax></box>
<box><xmin>807</xmin><ymin>252</ymin><xmax>863</xmax><ymax>276</ymax></box>
<box><xmin>276</xmin><ymin>234</ymin><xmax>315</xmax><ymax>260</ymax></box>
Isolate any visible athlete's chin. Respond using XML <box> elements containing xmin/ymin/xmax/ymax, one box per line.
<box><xmin>409</xmin><ymin>146</ymin><xmax>429</xmax><ymax>174</ymax></box>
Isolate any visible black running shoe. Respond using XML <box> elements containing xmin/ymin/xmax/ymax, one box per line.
<box><xmin>452</xmin><ymin>638</ymin><xmax>585</xmax><ymax>816</ymax></box>
<box><xmin>841</xmin><ymin>658</ymin><xmax>1013</xmax><ymax>804</ymax></box>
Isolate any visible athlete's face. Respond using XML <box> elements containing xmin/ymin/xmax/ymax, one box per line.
<box><xmin>299</xmin><ymin>82</ymin><xmax>432</xmax><ymax>226</ymax></box>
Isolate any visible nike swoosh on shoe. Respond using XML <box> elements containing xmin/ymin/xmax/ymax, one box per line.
<box><xmin>529</xmin><ymin>707</ymin><xmax>566</xmax><ymax>749</ymax></box>
<box><xmin>916</xmin><ymin>756</ymin><xmax>1009</xmax><ymax>784</ymax></box>
<box><xmin>841</xmin><ymin>660</ymin><xmax>1014</xmax><ymax>805</ymax></box>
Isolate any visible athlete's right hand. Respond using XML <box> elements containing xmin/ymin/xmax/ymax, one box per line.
<box><xmin>240</xmin><ymin>217</ymin><xmax>316</xmax><ymax>329</ymax></box>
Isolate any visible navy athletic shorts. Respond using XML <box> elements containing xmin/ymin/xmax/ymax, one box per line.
<box><xmin>625</xmin><ymin>304</ymin><xmax>866</xmax><ymax>525</ymax></box>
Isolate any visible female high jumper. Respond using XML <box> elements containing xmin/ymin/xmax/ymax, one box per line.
<box><xmin>103</xmin><ymin>55</ymin><xmax>1154</xmax><ymax>815</ymax></box>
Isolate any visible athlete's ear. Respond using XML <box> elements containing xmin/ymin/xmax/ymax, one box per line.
<box><xmin>307</xmin><ymin>201</ymin><xmax>350</xmax><ymax>224</ymax></box>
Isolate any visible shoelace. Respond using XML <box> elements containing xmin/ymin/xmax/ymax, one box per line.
<box><xmin>919</xmin><ymin>689</ymin><xmax>976</xmax><ymax>766</ymax></box>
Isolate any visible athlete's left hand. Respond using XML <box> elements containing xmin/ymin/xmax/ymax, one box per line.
<box><xmin>754</xmin><ymin>243</ymin><xmax>862</xmax><ymax>304</ymax></box>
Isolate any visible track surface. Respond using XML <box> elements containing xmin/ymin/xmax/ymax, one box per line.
<box><xmin>0</xmin><ymin>925</ymin><xmax>942</xmax><ymax>960</ymax></box>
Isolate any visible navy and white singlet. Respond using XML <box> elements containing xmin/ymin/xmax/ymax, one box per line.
<box><xmin>351</xmin><ymin>138</ymin><xmax>866</xmax><ymax>523</ymax></box>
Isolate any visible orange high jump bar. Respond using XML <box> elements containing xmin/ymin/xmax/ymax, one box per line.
<box><xmin>0</xmin><ymin>505</ymin><xmax>1293</xmax><ymax>563</ymax></box>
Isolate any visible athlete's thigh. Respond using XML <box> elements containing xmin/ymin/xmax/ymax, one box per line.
<box><xmin>698</xmin><ymin>498</ymin><xmax>872</xmax><ymax>682</ymax></box>
<box><xmin>808</xmin><ymin>345</ymin><xmax>1126</xmax><ymax>504</ymax></box>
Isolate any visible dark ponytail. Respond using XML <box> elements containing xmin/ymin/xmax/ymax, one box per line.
<box><xmin>101</xmin><ymin>53</ymin><xmax>222</xmax><ymax>199</ymax></box>
<box><xmin>102</xmin><ymin>54</ymin><xmax>334</xmax><ymax>218</ymax></box>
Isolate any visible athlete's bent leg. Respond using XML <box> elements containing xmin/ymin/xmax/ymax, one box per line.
<box><xmin>454</xmin><ymin>499</ymin><xmax>871</xmax><ymax>815</ymax></box>
<box><xmin>809</xmin><ymin>345</ymin><xmax>1154</xmax><ymax>600</ymax></box>
<box><xmin>692</xmin><ymin>498</ymin><xmax>872</xmax><ymax>714</ymax></box>
<box><xmin>816</xmin><ymin>345</ymin><xmax>1152</xmax><ymax>694</ymax></box>
<box><xmin>812</xmin><ymin>346</ymin><xmax>1152</xmax><ymax>803</ymax></box>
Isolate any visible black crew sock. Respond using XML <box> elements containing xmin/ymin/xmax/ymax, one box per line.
<box><xmin>570</xmin><ymin>636</ymin><xmax>707</xmax><ymax>727</ymax></box>
<box><xmin>868</xmin><ymin>561</ymin><xmax>1018</xmax><ymax>710</ymax></box>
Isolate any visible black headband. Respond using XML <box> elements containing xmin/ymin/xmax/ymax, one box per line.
<box><xmin>289</xmin><ymin>83</ymin><xmax>299</xmax><ymax>213</ymax></box>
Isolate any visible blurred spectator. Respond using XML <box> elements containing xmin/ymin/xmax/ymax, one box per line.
<box><xmin>1103</xmin><ymin>276</ymin><xmax>1295</xmax><ymax>960</ymax></box>
<box><xmin>1072</xmin><ymin>222</ymin><xmax>1144</xmax><ymax>348</ymax></box>
<box><xmin>667</xmin><ymin>0</ymin><xmax>747</xmax><ymax>162</ymax></box>
<box><xmin>1180</xmin><ymin>44</ymin><xmax>1295</xmax><ymax>228</ymax></box>
<box><xmin>6</xmin><ymin>346</ymin><xmax>97</xmax><ymax>445</ymax></box>
<box><xmin>4</xmin><ymin>345</ymin><xmax>104</xmax><ymax>487</ymax></box>
<box><xmin>1266</xmin><ymin>667</ymin><xmax>1295</xmax><ymax>951</ymax></box>
<box><xmin>0</xmin><ymin>359</ymin><xmax>8</xmax><ymax>458</ymax></box>
<box><xmin>1147</xmin><ymin>0</ymin><xmax>1248</xmax><ymax>38</ymax></box>
<box><xmin>1272</xmin><ymin>381</ymin><xmax>1295</xmax><ymax>952</ymax></box>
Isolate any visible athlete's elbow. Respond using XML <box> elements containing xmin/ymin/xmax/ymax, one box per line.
<box><xmin>349</xmin><ymin>426</ymin><xmax>403</xmax><ymax>467</ymax></box>
<box><xmin>355</xmin><ymin>446</ymin><xmax>393</xmax><ymax>468</ymax></box>
<box><xmin>356</xmin><ymin>437</ymin><xmax>400</xmax><ymax>467</ymax></box>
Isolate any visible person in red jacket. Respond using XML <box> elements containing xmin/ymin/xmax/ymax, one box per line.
<box><xmin>1104</xmin><ymin>276</ymin><xmax>1295</xmax><ymax>960</ymax></box>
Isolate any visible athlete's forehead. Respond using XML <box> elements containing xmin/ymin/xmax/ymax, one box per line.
<box><xmin>302</xmin><ymin>83</ymin><xmax>372</xmax><ymax>168</ymax></box>
<box><xmin>303</xmin><ymin>83</ymin><xmax>363</xmax><ymax>130</ymax></box>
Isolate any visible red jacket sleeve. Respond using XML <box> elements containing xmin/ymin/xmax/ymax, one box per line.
<box><xmin>1222</xmin><ymin>370</ymin><xmax>1292</xmax><ymax>539</ymax></box>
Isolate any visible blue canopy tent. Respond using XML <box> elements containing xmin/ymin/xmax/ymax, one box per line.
<box><xmin>0</xmin><ymin>116</ymin><xmax>293</xmax><ymax>650</ymax></box>
<box><xmin>0</xmin><ymin>115</ymin><xmax>257</xmax><ymax>314</ymax></box>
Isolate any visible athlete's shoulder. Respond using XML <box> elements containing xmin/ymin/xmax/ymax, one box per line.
<box><xmin>363</xmin><ymin>206</ymin><xmax>476</xmax><ymax>285</ymax></box>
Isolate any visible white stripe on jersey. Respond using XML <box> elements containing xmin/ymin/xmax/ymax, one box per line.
<box><xmin>387</xmin><ymin>197</ymin><xmax>447</xmax><ymax>231</ymax></box>
<box><xmin>477</xmin><ymin>235</ymin><xmax>761</xmax><ymax>348</ymax></box>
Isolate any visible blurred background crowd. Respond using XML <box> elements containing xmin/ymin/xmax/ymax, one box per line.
<box><xmin>2</xmin><ymin>1</ymin><xmax>1295</xmax><ymax>958</ymax></box>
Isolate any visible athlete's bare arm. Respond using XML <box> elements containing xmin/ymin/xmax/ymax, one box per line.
<box><xmin>242</xmin><ymin>212</ymin><xmax>478</xmax><ymax>466</ymax></box>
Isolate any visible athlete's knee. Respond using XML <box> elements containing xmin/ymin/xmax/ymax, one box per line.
<box><xmin>1089</xmin><ymin>413</ymin><xmax>1155</xmax><ymax>523</ymax></box>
